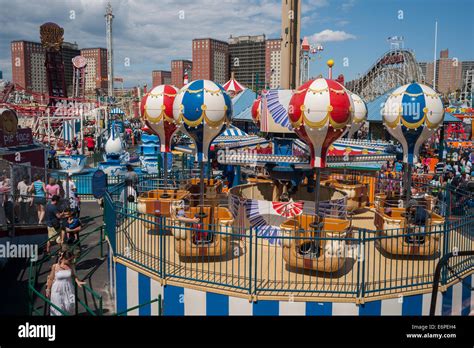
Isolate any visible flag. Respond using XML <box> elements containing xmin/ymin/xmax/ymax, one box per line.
<box><xmin>183</xmin><ymin>69</ymin><xmax>189</xmax><ymax>85</ymax></box>
<box><xmin>261</xmin><ymin>92</ymin><xmax>268</xmax><ymax>132</ymax></box>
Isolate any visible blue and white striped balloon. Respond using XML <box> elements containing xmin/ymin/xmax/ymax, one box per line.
<box><xmin>173</xmin><ymin>79</ymin><xmax>232</xmax><ymax>162</ymax></box>
<box><xmin>382</xmin><ymin>82</ymin><xmax>444</xmax><ymax>164</ymax></box>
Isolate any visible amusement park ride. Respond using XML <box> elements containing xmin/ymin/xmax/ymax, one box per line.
<box><xmin>1</xmin><ymin>0</ymin><xmax>472</xmax><ymax>318</ymax></box>
<box><xmin>132</xmin><ymin>51</ymin><xmax>452</xmax><ymax>268</ymax></box>
<box><xmin>345</xmin><ymin>42</ymin><xmax>425</xmax><ymax>102</ymax></box>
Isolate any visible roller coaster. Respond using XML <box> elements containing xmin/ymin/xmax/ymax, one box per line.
<box><xmin>346</xmin><ymin>49</ymin><xmax>424</xmax><ymax>102</ymax></box>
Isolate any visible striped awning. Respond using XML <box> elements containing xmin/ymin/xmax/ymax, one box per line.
<box><xmin>220</xmin><ymin>125</ymin><xmax>247</xmax><ymax>137</ymax></box>
<box><xmin>212</xmin><ymin>125</ymin><xmax>259</xmax><ymax>144</ymax></box>
<box><xmin>223</xmin><ymin>78</ymin><xmax>246</xmax><ymax>94</ymax></box>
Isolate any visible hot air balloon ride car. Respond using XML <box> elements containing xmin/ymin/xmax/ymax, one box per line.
<box><xmin>170</xmin><ymin>79</ymin><xmax>234</xmax><ymax>258</ymax></box>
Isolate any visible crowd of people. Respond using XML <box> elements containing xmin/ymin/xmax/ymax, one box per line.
<box><xmin>0</xmin><ymin>173</ymin><xmax>80</xmax><ymax>227</ymax></box>
<box><xmin>47</xmin><ymin>135</ymin><xmax>98</xmax><ymax>170</ymax></box>
<box><xmin>123</xmin><ymin>123</ymin><xmax>142</xmax><ymax>148</ymax></box>
<box><xmin>377</xmin><ymin>143</ymin><xmax>474</xmax><ymax>214</ymax></box>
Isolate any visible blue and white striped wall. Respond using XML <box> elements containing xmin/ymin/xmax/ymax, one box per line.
<box><xmin>114</xmin><ymin>262</ymin><xmax>473</xmax><ymax>316</ymax></box>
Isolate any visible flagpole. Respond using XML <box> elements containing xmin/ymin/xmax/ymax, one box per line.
<box><xmin>433</xmin><ymin>20</ymin><xmax>438</xmax><ymax>90</ymax></box>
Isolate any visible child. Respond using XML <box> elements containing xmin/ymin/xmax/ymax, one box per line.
<box><xmin>65</xmin><ymin>211</ymin><xmax>82</xmax><ymax>244</ymax></box>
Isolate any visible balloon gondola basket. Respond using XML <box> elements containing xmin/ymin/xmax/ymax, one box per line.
<box><xmin>171</xmin><ymin>205</ymin><xmax>234</xmax><ymax>258</ymax></box>
<box><xmin>280</xmin><ymin>214</ymin><xmax>350</xmax><ymax>272</ymax></box>
<box><xmin>184</xmin><ymin>178</ymin><xmax>223</xmax><ymax>207</ymax></box>
<box><xmin>137</xmin><ymin>189</ymin><xmax>190</xmax><ymax>229</ymax></box>
<box><xmin>330</xmin><ymin>178</ymin><xmax>368</xmax><ymax>212</ymax></box>
<box><xmin>374</xmin><ymin>195</ymin><xmax>444</xmax><ymax>256</ymax></box>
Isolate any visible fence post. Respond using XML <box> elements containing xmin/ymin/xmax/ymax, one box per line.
<box><xmin>100</xmin><ymin>225</ymin><xmax>104</xmax><ymax>258</ymax></box>
<box><xmin>99</xmin><ymin>296</ymin><xmax>103</xmax><ymax>316</ymax></box>
<box><xmin>160</xmin><ymin>215</ymin><xmax>165</xmax><ymax>279</ymax></box>
<box><xmin>441</xmin><ymin>216</ymin><xmax>450</xmax><ymax>288</ymax></box>
<box><xmin>358</xmin><ymin>228</ymin><xmax>366</xmax><ymax>302</ymax></box>
<box><xmin>158</xmin><ymin>294</ymin><xmax>163</xmax><ymax>316</ymax></box>
<box><xmin>75</xmin><ymin>283</ymin><xmax>79</xmax><ymax>315</ymax></box>
<box><xmin>248</xmin><ymin>226</ymin><xmax>253</xmax><ymax>297</ymax></box>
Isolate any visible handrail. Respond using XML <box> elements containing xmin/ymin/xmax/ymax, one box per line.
<box><xmin>28</xmin><ymin>226</ymin><xmax>105</xmax><ymax>316</ymax></box>
<box><xmin>114</xmin><ymin>296</ymin><xmax>161</xmax><ymax>316</ymax></box>
<box><xmin>29</xmin><ymin>283</ymin><xmax>70</xmax><ymax>316</ymax></box>
<box><xmin>429</xmin><ymin>250</ymin><xmax>474</xmax><ymax>316</ymax></box>
<box><xmin>106</xmin><ymin>189</ymin><xmax>474</xmax><ymax>300</ymax></box>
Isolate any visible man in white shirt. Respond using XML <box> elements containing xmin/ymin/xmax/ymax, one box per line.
<box><xmin>62</xmin><ymin>176</ymin><xmax>79</xmax><ymax>215</ymax></box>
<box><xmin>17</xmin><ymin>176</ymin><xmax>32</xmax><ymax>224</ymax></box>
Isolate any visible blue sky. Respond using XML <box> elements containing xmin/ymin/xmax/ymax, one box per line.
<box><xmin>0</xmin><ymin>0</ymin><xmax>472</xmax><ymax>87</ymax></box>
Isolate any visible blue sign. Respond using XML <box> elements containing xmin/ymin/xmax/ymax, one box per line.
<box><xmin>92</xmin><ymin>169</ymin><xmax>107</xmax><ymax>199</ymax></box>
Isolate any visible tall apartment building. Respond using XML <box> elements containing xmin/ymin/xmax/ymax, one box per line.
<box><xmin>418</xmin><ymin>62</ymin><xmax>427</xmax><ymax>83</ymax></box>
<box><xmin>422</xmin><ymin>49</ymin><xmax>463</xmax><ymax>95</ymax></box>
<box><xmin>11</xmin><ymin>40</ymin><xmax>82</xmax><ymax>96</ymax></box>
<box><xmin>171</xmin><ymin>60</ymin><xmax>192</xmax><ymax>88</ymax></box>
<box><xmin>0</xmin><ymin>71</ymin><xmax>3</xmax><ymax>80</ymax></box>
<box><xmin>192</xmin><ymin>38</ymin><xmax>229</xmax><ymax>84</ymax></box>
<box><xmin>152</xmin><ymin>70</ymin><xmax>171</xmax><ymax>87</ymax></box>
<box><xmin>228</xmin><ymin>35</ymin><xmax>266</xmax><ymax>89</ymax></box>
<box><xmin>461</xmin><ymin>61</ymin><xmax>474</xmax><ymax>83</ymax></box>
<box><xmin>62</xmin><ymin>41</ymin><xmax>80</xmax><ymax>96</ymax></box>
<box><xmin>11</xmin><ymin>40</ymin><xmax>47</xmax><ymax>94</ymax></box>
<box><xmin>436</xmin><ymin>49</ymin><xmax>463</xmax><ymax>94</ymax></box>
<box><xmin>80</xmin><ymin>48</ymin><xmax>108</xmax><ymax>94</ymax></box>
<box><xmin>265</xmin><ymin>38</ymin><xmax>282</xmax><ymax>89</ymax></box>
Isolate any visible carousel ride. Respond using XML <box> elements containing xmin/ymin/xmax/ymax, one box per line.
<box><xmin>122</xmin><ymin>59</ymin><xmax>456</xmax><ymax>286</ymax></box>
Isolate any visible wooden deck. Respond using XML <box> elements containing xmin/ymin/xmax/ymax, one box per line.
<box><xmin>114</xmin><ymin>209</ymin><xmax>474</xmax><ymax>302</ymax></box>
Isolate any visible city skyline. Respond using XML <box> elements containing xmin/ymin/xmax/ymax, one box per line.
<box><xmin>0</xmin><ymin>0</ymin><xmax>473</xmax><ymax>88</ymax></box>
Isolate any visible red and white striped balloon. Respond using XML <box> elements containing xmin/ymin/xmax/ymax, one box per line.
<box><xmin>288</xmin><ymin>77</ymin><xmax>352</xmax><ymax>168</ymax></box>
<box><xmin>140</xmin><ymin>84</ymin><xmax>178</xmax><ymax>153</ymax></box>
<box><xmin>346</xmin><ymin>91</ymin><xmax>367</xmax><ymax>139</ymax></box>
<box><xmin>251</xmin><ymin>97</ymin><xmax>261</xmax><ymax>127</ymax></box>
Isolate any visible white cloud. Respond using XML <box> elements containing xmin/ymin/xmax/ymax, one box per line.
<box><xmin>310</xmin><ymin>29</ymin><xmax>356</xmax><ymax>43</ymax></box>
<box><xmin>0</xmin><ymin>0</ymin><xmax>300</xmax><ymax>86</ymax></box>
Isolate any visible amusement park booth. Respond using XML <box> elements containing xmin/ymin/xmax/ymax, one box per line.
<box><xmin>0</xmin><ymin>108</ymin><xmax>48</xmax><ymax>267</ymax></box>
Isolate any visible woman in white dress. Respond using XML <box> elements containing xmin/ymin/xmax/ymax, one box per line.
<box><xmin>45</xmin><ymin>251</ymin><xmax>85</xmax><ymax>315</ymax></box>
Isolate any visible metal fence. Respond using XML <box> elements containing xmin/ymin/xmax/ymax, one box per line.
<box><xmin>0</xmin><ymin>158</ymin><xmax>199</xmax><ymax>203</ymax></box>
<box><xmin>104</xmin><ymin>186</ymin><xmax>473</xmax><ymax>300</ymax></box>
<box><xmin>27</xmin><ymin>226</ymin><xmax>105</xmax><ymax>316</ymax></box>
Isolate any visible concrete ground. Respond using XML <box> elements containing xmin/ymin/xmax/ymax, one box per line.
<box><xmin>0</xmin><ymin>202</ymin><xmax>113</xmax><ymax>315</ymax></box>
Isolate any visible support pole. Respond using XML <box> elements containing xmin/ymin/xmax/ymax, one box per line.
<box><xmin>314</xmin><ymin>167</ymin><xmax>321</xmax><ymax>217</ymax></box>
<box><xmin>310</xmin><ymin>167</ymin><xmax>322</xmax><ymax>231</ymax></box>
<box><xmin>197</xmin><ymin>160</ymin><xmax>207</xmax><ymax>219</ymax></box>
<box><xmin>80</xmin><ymin>108</ymin><xmax>84</xmax><ymax>155</ymax></box>
<box><xmin>161</xmin><ymin>152</ymin><xmax>170</xmax><ymax>198</ymax></box>
<box><xmin>309</xmin><ymin>167</ymin><xmax>323</xmax><ymax>258</ymax></box>
<box><xmin>47</xmin><ymin>108</ymin><xmax>51</xmax><ymax>145</ymax></box>
<box><xmin>405</xmin><ymin>163</ymin><xmax>412</xmax><ymax>210</ymax></box>
<box><xmin>433</xmin><ymin>21</ymin><xmax>438</xmax><ymax>90</ymax></box>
